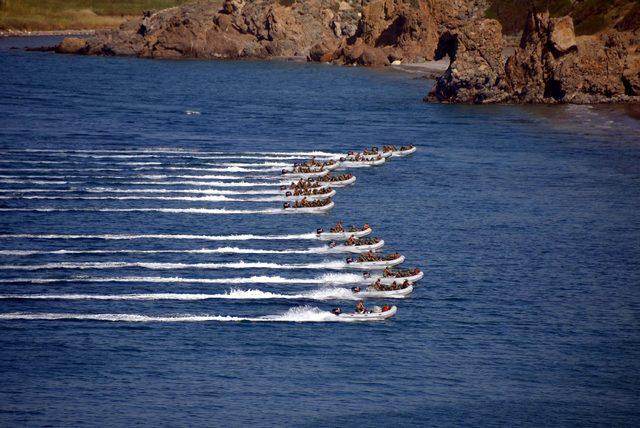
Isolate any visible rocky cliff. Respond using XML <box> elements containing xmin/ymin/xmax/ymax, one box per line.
<box><xmin>426</xmin><ymin>10</ymin><xmax>640</xmax><ymax>104</ymax></box>
<box><xmin>54</xmin><ymin>0</ymin><xmax>471</xmax><ymax>63</ymax></box>
<box><xmin>55</xmin><ymin>0</ymin><xmax>487</xmax><ymax>65</ymax></box>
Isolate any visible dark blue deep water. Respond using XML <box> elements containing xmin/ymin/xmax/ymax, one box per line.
<box><xmin>1</xmin><ymin>37</ymin><xmax>639</xmax><ymax>427</ymax></box>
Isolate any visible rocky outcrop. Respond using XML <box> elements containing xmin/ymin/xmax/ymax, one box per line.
<box><xmin>427</xmin><ymin>10</ymin><xmax>640</xmax><ymax>104</ymax></box>
<box><xmin>53</xmin><ymin>0</ymin><xmax>487</xmax><ymax>65</ymax></box>
<box><xmin>54</xmin><ymin>37</ymin><xmax>88</xmax><ymax>54</ymax></box>
<box><xmin>427</xmin><ymin>19</ymin><xmax>508</xmax><ymax>103</ymax></box>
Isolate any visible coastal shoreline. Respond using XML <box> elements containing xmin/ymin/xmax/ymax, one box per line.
<box><xmin>0</xmin><ymin>29</ymin><xmax>96</xmax><ymax>38</ymax></box>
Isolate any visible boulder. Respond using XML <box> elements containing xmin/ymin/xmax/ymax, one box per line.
<box><xmin>55</xmin><ymin>37</ymin><xmax>87</xmax><ymax>54</ymax></box>
<box><xmin>308</xmin><ymin>41</ymin><xmax>338</xmax><ymax>62</ymax></box>
<box><xmin>549</xmin><ymin>16</ymin><xmax>577</xmax><ymax>54</ymax></box>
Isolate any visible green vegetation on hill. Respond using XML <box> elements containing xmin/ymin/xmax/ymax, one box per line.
<box><xmin>486</xmin><ymin>0</ymin><xmax>640</xmax><ymax>35</ymax></box>
<box><xmin>0</xmin><ymin>0</ymin><xmax>191</xmax><ymax>31</ymax></box>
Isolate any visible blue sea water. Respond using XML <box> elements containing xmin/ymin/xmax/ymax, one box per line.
<box><xmin>0</xmin><ymin>36</ymin><xmax>639</xmax><ymax>426</ymax></box>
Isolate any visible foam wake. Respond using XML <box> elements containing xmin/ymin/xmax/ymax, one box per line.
<box><xmin>0</xmin><ymin>260</ymin><xmax>350</xmax><ymax>271</ymax></box>
<box><xmin>0</xmin><ymin>232</ymin><xmax>319</xmax><ymax>241</ymax></box>
<box><xmin>0</xmin><ymin>246</ymin><xmax>333</xmax><ymax>256</ymax></box>
<box><xmin>0</xmin><ymin>307</ymin><xmax>348</xmax><ymax>323</ymax></box>
<box><xmin>0</xmin><ymin>188</ymin><xmax>282</xmax><ymax>195</ymax></box>
<box><xmin>0</xmin><ymin>194</ymin><xmax>322</xmax><ymax>203</ymax></box>
<box><xmin>0</xmin><ymin>273</ymin><xmax>365</xmax><ymax>285</ymax></box>
<box><xmin>0</xmin><ymin>306</ymin><xmax>369</xmax><ymax>322</ymax></box>
<box><xmin>0</xmin><ymin>207</ymin><xmax>300</xmax><ymax>215</ymax></box>
<box><xmin>0</xmin><ymin>287</ymin><xmax>364</xmax><ymax>301</ymax></box>
<box><xmin>0</xmin><ymin>195</ymin><xmax>237</xmax><ymax>202</ymax></box>
<box><xmin>8</xmin><ymin>148</ymin><xmax>341</xmax><ymax>156</ymax></box>
<box><xmin>0</xmin><ymin>174</ymin><xmax>280</xmax><ymax>181</ymax></box>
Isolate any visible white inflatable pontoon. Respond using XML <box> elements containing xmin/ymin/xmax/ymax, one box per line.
<box><xmin>359</xmin><ymin>285</ymin><xmax>413</xmax><ymax>298</ymax></box>
<box><xmin>323</xmin><ymin>162</ymin><xmax>341</xmax><ymax>171</ymax></box>
<box><xmin>340</xmin><ymin>157</ymin><xmax>385</xmax><ymax>168</ymax></box>
<box><xmin>281</xmin><ymin>189</ymin><xmax>336</xmax><ymax>201</ymax></box>
<box><xmin>391</xmin><ymin>146</ymin><xmax>417</xmax><ymax>157</ymax></box>
<box><xmin>347</xmin><ymin>255</ymin><xmax>405</xmax><ymax>269</ymax></box>
<box><xmin>283</xmin><ymin>201</ymin><xmax>334</xmax><ymax>213</ymax></box>
<box><xmin>333</xmin><ymin>240</ymin><xmax>384</xmax><ymax>253</ymax></box>
<box><xmin>336</xmin><ymin>305</ymin><xmax>397</xmax><ymax>321</ymax></box>
<box><xmin>282</xmin><ymin>169</ymin><xmax>330</xmax><ymax>179</ymax></box>
<box><xmin>375</xmin><ymin>271</ymin><xmax>424</xmax><ymax>285</ymax></box>
<box><xmin>320</xmin><ymin>176</ymin><xmax>356</xmax><ymax>187</ymax></box>
<box><xmin>316</xmin><ymin>227</ymin><xmax>372</xmax><ymax>241</ymax></box>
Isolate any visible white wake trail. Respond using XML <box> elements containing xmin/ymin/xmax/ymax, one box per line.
<box><xmin>0</xmin><ymin>260</ymin><xmax>350</xmax><ymax>271</ymax></box>
<box><xmin>0</xmin><ymin>246</ymin><xmax>334</xmax><ymax>256</ymax></box>
<box><xmin>0</xmin><ymin>195</ymin><xmax>239</xmax><ymax>202</ymax></box>
<box><xmin>0</xmin><ymin>205</ymin><xmax>334</xmax><ymax>214</ymax></box>
<box><xmin>0</xmin><ymin>306</ymin><xmax>357</xmax><ymax>323</ymax></box>
<box><xmin>0</xmin><ymin>273</ymin><xmax>365</xmax><ymax>285</ymax></box>
<box><xmin>0</xmin><ymin>232</ymin><xmax>320</xmax><ymax>241</ymax></box>
<box><xmin>0</xmin><ymin>287</ymin><xmax>370</xmax><ymax>301</ymax></box>
<box><xmin>0</xmin><ymin>188</ymin><xmax>282</xmax><ymax>195</ymax></box>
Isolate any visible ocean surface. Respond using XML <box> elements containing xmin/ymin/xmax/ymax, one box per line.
<box><xmin>0</xmin><ymin>36</ymin><xmax>639</xmax><ymax>426</ymax></box>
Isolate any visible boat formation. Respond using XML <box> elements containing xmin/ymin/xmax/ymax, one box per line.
<box><xmin>314</xmin><ymin>221</ymin><xmax>423</xmax><ymax>321</ymax></box>
<box><xmin>279</xmin><ymin>145</ymin><xmax>415</xmax><ymax>212</ymax></box>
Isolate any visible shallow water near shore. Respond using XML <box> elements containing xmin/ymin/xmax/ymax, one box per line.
<box><xmin>1</xmin><ymin>37</ymin><xmax>640</xmax><ymax>426</ymax></box>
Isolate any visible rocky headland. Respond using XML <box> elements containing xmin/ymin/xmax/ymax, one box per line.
<box><xmin>50</xmin><ymin>0</ymin><xmax>640</xmax><ymax>104</ymax></box>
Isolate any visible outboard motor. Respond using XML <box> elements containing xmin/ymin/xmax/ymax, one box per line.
<box><xmin>363</xmin><ymin>272</ymin><xmax>371</xmax><ymax>279</ymax></box>
<box><xmin>328</xmin><ymin>241</ymin><xmax>337</xmax><ymax>248</ymax></box>
<box><xmin>346</xmin><ymin>257</ymin><xmax>354</xmax><ymax>264</ymax></box>
<box><xmin>283</xmin><ymin>202</ymin><xmax>291</xmax><ymax>209</ymax></box>
<box><xmin>281</xmin><ymin>169</ymin><xmax>287</xmax><ymax>175</ymax></box>
<box><xmin>285</xmin><ymin>191</ymin><xmax>292</xmax><ymax>197</ymax></box>
<box><xmin>351</xmin><ymin>287</ymin><xmax>361</xmax><ymax>293</ymax></box>
<box><xmin>316</xmin><ymin>228</ymin><xmax>324</xmax><ymax>235</ymax></box>
<box><xmin>279</xmin><ymin>185</ymin><xmax>287</xmax><ymax>191</ymax></box>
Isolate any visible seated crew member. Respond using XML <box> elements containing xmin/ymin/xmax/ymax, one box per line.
<box><xmin>355</xmin><ymin>301</ymin><xmax>366</xmax><ymax>314</ymax></box>
<box><xmin>332</xmin><ymin>307</ymin><xmax>342</xmax><ymax>316</ymax></box>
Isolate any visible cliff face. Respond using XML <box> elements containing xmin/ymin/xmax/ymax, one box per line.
<box><xmin>427</xmin><ymin>11</ymin><xmax>640</xmax><ymax>104</ymax></box>
<box><xmin>55</xmin><ymin>0</ymin><xmax>487</xmax><ymax>65</ymax></box>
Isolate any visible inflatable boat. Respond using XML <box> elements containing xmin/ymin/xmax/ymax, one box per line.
<box><xmin>316</xmin><ymin>226</ymin><xmax>372</xmax><ymax>240</ymax></box>
<box><xmin>319</xmin><ymin>176</ymin><xmax>356</xmax><ymax>187</ymax></box>
<box><xmin>340</xmin><ymin>157</ymin><xmax>385</xmax><ymax>168</ymax></box>
<box><xmin>336</xmin><ymin>305</ymin><xmax>397</xmax><ymax>321</ymax></box>
<box><xmin>333</xmin><ymin>239</ymin><xmax>384</xmax><ymax>253</ymax></box>
<box><xmin>323</xmin><ymin>161</ymin><xmax>341</xmax><ymax>171</ymax></box>
<box><xmin>282</xmin><ymin>169</ymin><xmax>330</xmax><ymax>179</ymax></box>
<box><xmin>359</xmin><ymin>285</ymin><xmax>413</xmax><ymax>298</ymax></box>
<box><xmin>283</xmin><ymin>201</ymin><xmax>334</xmax><ymax>213</ymax></box>
<box><xmin>376</xmin><ymin>271</ymin><xmax>424</xmax><ymax>285</ymax></box>
<box><xmin>282</xmin><ymin>189</ymin><xmax>336</xmax><ymax>201</ymax></box>
<box><xmin>346</xmin><ymin>255</ymin><xmax>405</xmax><ymax>269</ymax></box>
<box><xmin>391</xmin><ymin>146</ymin><xmax>417</xmax><ymax>157</ymax></box>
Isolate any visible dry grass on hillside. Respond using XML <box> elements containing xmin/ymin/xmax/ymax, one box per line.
<box><xmin>0</xmin><ymin>0</ymin><xmax>190</xmax><ymax>31</ymax></box>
